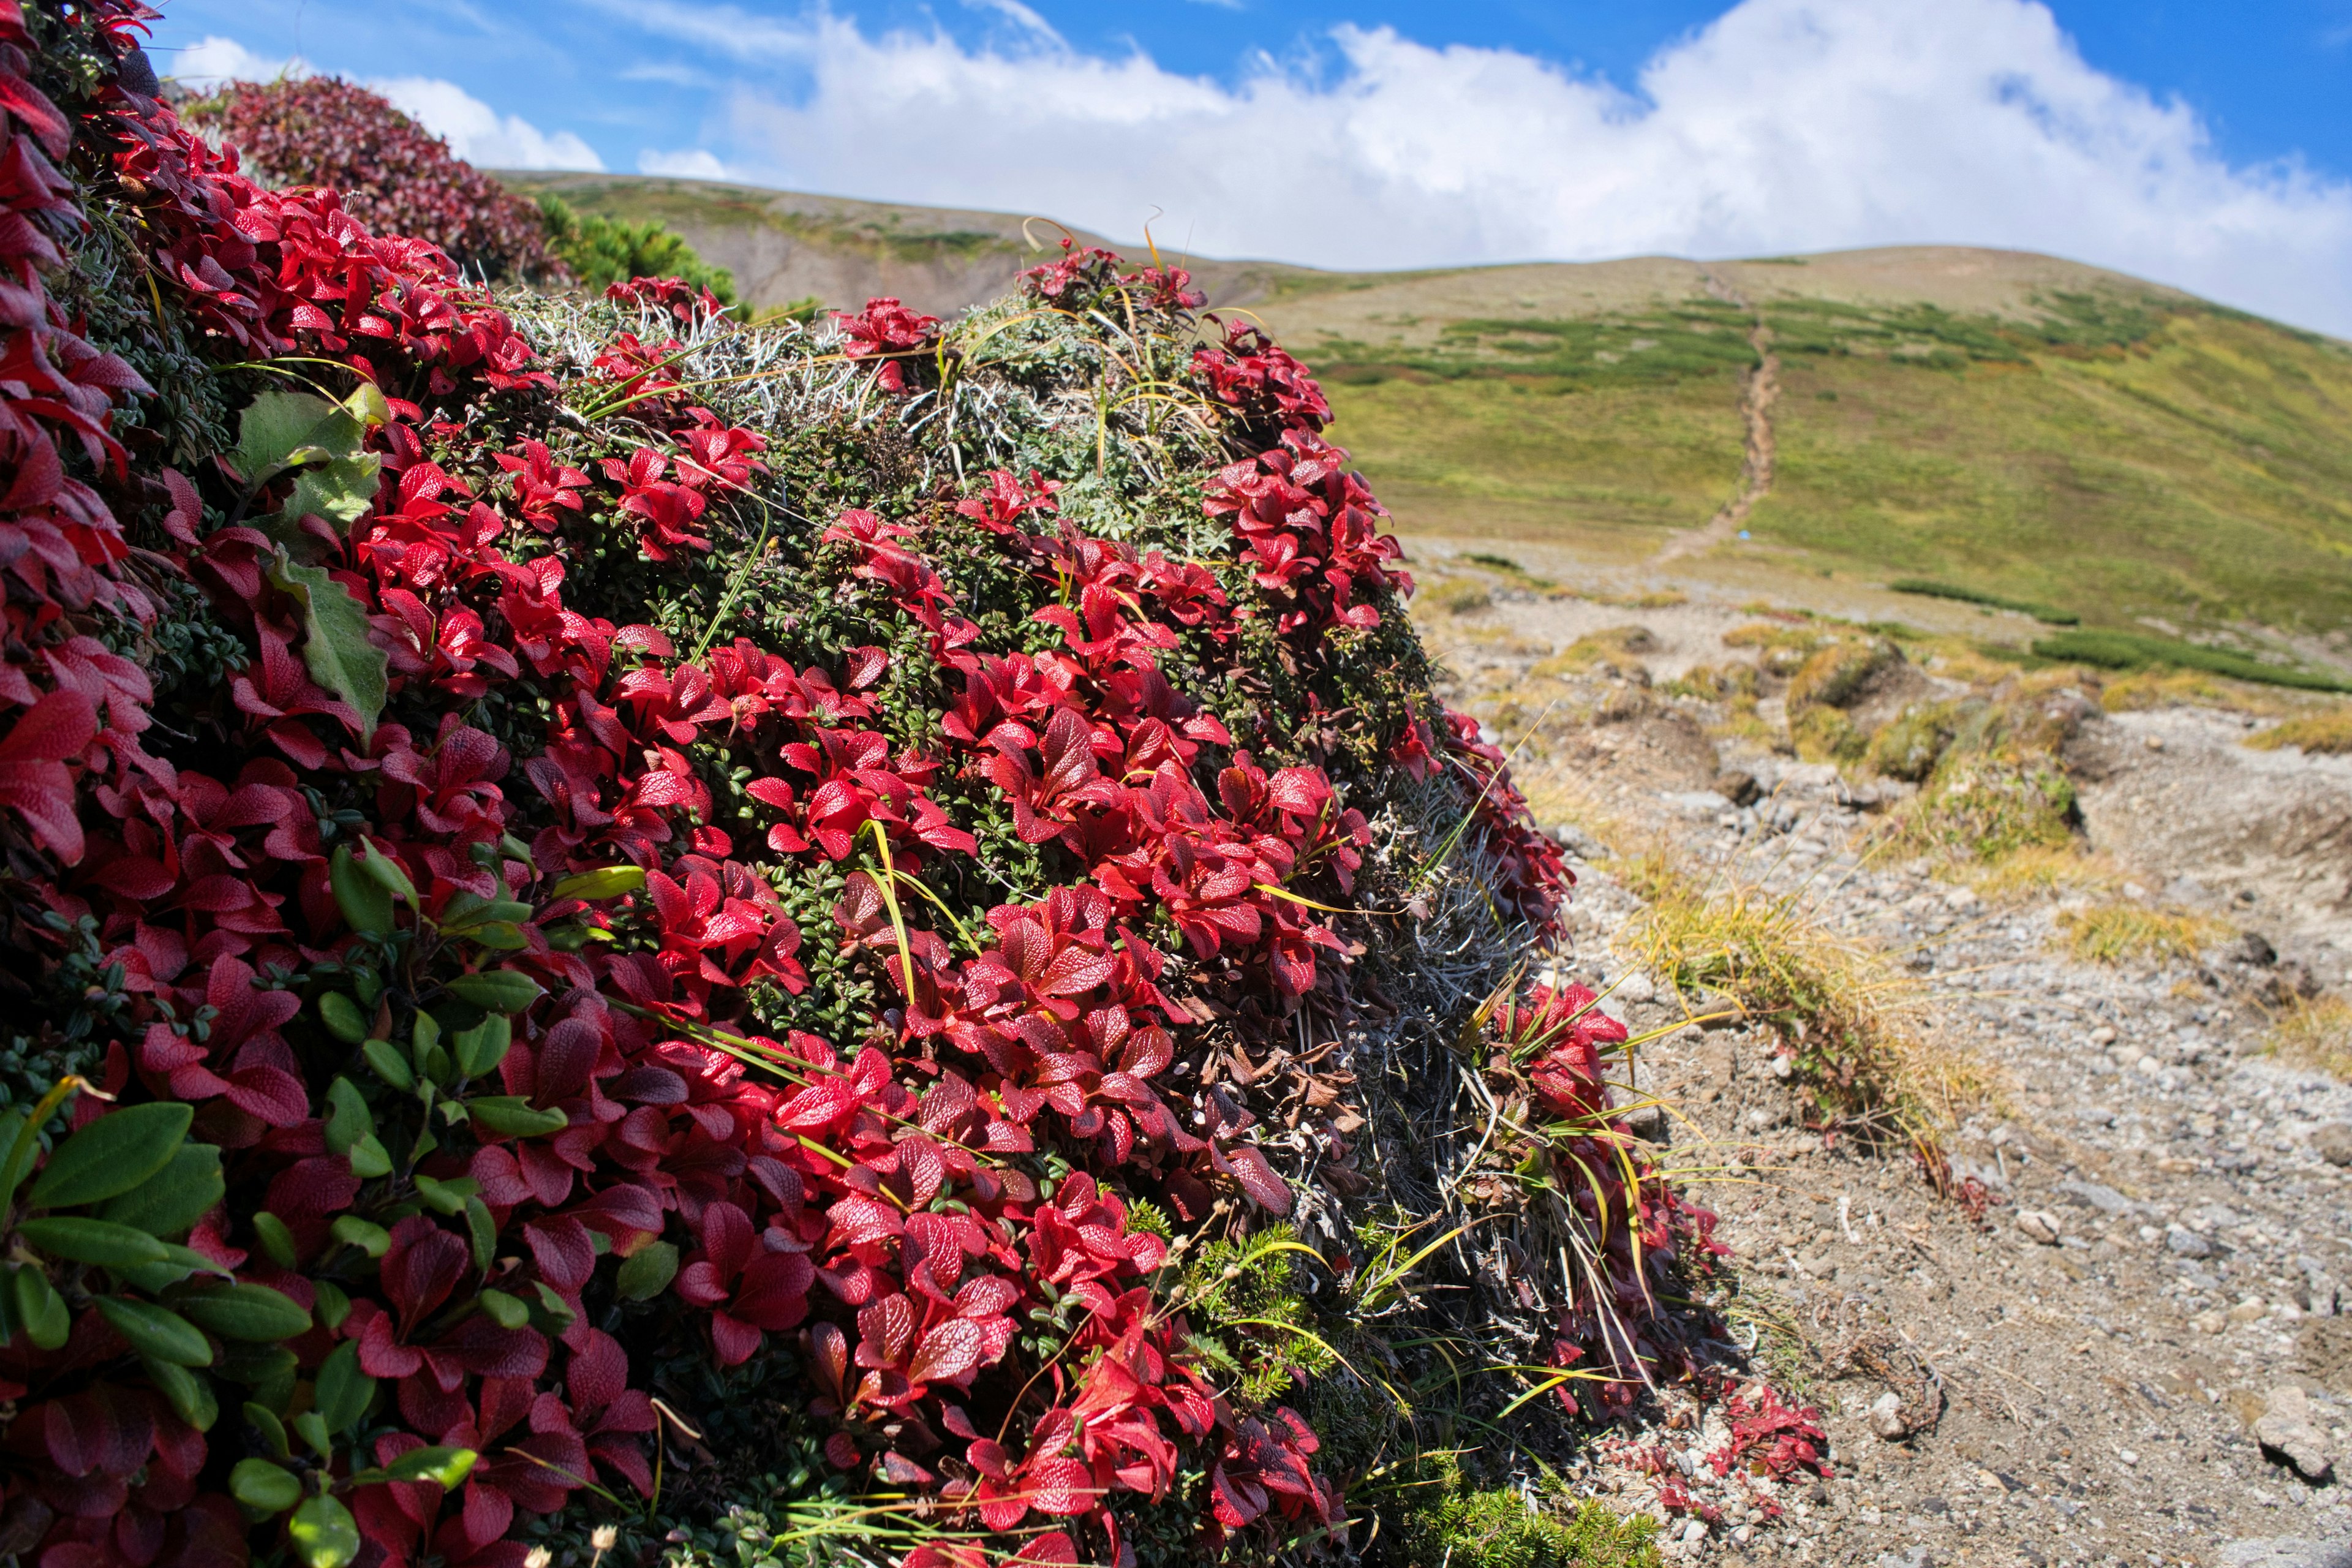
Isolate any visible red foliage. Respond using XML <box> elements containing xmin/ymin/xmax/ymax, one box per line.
<box><xmin>1192</xmin><ymin>321</ymin><xmax>1332</xmax><ymax>437</ymax></box>
<box><xmin>192</xmin><ymin>75</ymin><xmax>554</xmax><ymax>281</ymax></box>
<box><xmin>0</xmin><ymin>12</ymin><xmax>1596</xmax><ymax>1567</ymax></box>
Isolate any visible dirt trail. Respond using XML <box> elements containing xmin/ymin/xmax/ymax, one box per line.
<box><xmin>1408</xmin><ymin>588</ymin><xmax>2352</xmax><ymax>1568</ymax></box>
<box><xmin>1656</xmin><ymin>275</ymin><xmax>1780</xmax><ymax>564</ymax></box>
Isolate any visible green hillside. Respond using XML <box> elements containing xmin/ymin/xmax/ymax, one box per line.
<box><xmin>493</xmin><ymin>174</ymin><xmax>2352</xmax><ymax>647</ymax></box>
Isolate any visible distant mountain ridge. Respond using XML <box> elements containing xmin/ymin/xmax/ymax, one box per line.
<box><xmin>498</xmin><ymin>172</ymin><xmax>2352</xmax><ymax>650</ymax></box>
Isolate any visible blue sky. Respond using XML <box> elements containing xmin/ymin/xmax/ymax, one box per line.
<box><xmin>146</xmin><ymin>0</ymin><xmax>2352</xmax><ymax>334</ymax></box>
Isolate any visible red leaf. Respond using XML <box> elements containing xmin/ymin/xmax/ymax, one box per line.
<box><xmin>906</xmin><ymin>1317</ymin><xmax>986</xmax><ymax>1385</ymax></box>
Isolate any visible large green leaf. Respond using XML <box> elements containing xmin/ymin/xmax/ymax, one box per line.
<box><xmin>174</xmin><ymin>1282</ymin><xmax>312</xmax><ymax>1342</ymax></box>
<box><xmin>28</xmin><ymin>1102</ymin><xmax>191</xmax><ymax>1210</ymax></box>
<box><xmin>278</xmin><ymin>451</ymin><xmax>382</xmax><ymax>538</ymax></box>
<box><xmin>99</xmin><ymin>1143</ymin><xmax>224</xmax><ymax>1239</ymax></box>
<box><xmin>20</xmin><ymin>1216</ymin><xmax>168</xmax><ymax>1268</ymax></box>
<box><xmin>444</xmin><ymin>970</ymin><xmax>544</xmax><ymax>1014</ymax></box>
<box><xmin>289</xmin><ymin>1494</ymin><xmax>362</xmax><ymax>1568</ymax></box>
<box><xmin>231</xmin><ymin>386</ymin><xmax>386</xmax><ymax>492</ymax></box>
<box><xmin>94</xmin><ymin>1296</ymin><xmax>212</xmax><ymax>1366</ymax></box>
<box><xmin>266</xmin><ymin>550</ymin><xmax>388</xmax><ymax>739</ymax></box>
<box><xmin>315</xmin><ymin>1341</ymin><xmax>375</xmax><ymax>1434</ymax></box>
<box><xmin>230</xmin><ymin>1457</ymin><xmax>302</xmax><ymax>1513</ymax></box>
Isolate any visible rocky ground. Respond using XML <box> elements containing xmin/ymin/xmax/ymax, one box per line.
<box><xmin>1404</xmin><ymin>559</ymin><xmax>2352</xmax><ymax>1568</ymax></box>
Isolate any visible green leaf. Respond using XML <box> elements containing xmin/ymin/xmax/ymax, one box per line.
<box><xmin>323</xmin><ymin>1078</ymin><xmax>372</xmax><ymax>1155</ymax></box>
<box><xmin>277</xmin><ymin>450</ymin><xmax>382</xmax><ymax>540</ymax></box>
<box><xmin>13</xmin><ymin>1266</ymin><xmax>68</xmax><ymax>1349</ymax></box>
<box><xmin>384</xmin><ymin>1446</ymin><xmax>477</xmax><ymax>1487</ymax></box>
<box><xmin>174</xmin><ymin>1282</ymin><xmax>311</xmax><ymax>1342</ymax></box>
<box><xmin>312</xmin><ymin>1280</ymin><xmax>352</xmax><ymax>1332</ymax></box>
<box><xmin>252</xmin><ymin>1211</ymin><xmax>298</xmax><ymax>1269</ymax></box>
<box><xmin>330</xmin><ymin>845</ymin><xmax>395</xmax><ymax>935</ymax></box>
<box><xmin>115</xmin><ymin>1240</ymin><xmax>233</xmax><ymax>1295</ymax></box>
<box><xmin>548</xmin><ymin>865</ymin><xmax>647</xmax><ymax>902</ymax></box>
<box><xmin>98</xmin><ymin>1142</ymin><xmax>224</xmax><ymax>1239</ymax></box>
<box><xmin>95</xmin><ymin>1296</ymin><xmax>212</xmax><ymax>1366</ymax></box>
<box><xmin>289</xmin><ymin>1494</ymin><xmax>361</xmax><ymax>1568</ymax></box>
<box><xmin>28</xmin><ymin>1102</ymin><xmax>192</xmax><ymax>1210</ymax></box>
<box><xmin>444</xmin><ymin>970</ymin><xmax>545</xmax><ymax>1014</ymax></box>
<box><xmin>293</xmin><ymin>1408</ymin><xmax>330</xmax><ymax>1459</ymax></box>
<box><xmin>330</xmin><ymin>1216</ymin><xmax>391</xmax><ymax>1257</ymax></box>
<box><xmin>0</xmin><ymin>1109</ymin><xmax>29</xmax><ymax>1206</ymax></box>
<box><xmin>614</xmin><ymin>1239</ymin><xmax>679</xmax><ymax>1302</ymax></box>
<box><xmin>230</xmin><ymin>390</ymin><xmax>356</xmax><ymax>491</ymax></box>
<box><xmin>410</xmin><ymin>1174</ymin><xmax>478</xmax><ymax>1217</ymax></box>
<box><xmin>347</xmin><ymin>1133</ymin><xmax>391</xmax><ymax>1180</ymax></box>
<box><xmin>143</xmin><ymin>1355</ymin><xmax>219</xmax><ymax>1431</ymax></box>
<box><xmin>316</xmin><ymin>992</ymin><xmax>368</xmax><ymax>1045</ymax></box>
<box><xmin>478</xmin><ymin>1288</ymin><xmax>529</xmax><ymax>1329</ymax></box>
<box><xmin>246</xmin><ymin>1400</ymin><xmax>292</xmax><ymax>1458</ymax></box>
<box><xmin>464</xmin><ymin>1196</ymin><xmax>496</xmax><ymax>1273</ymax></box>
<box><xmin>362</xmin><ymin>840</ymin><xmax>417</xmax><ymax>903</ymax></box>
<box><xmin>360</xmin><ymin>1037</ymin><xmax>413</xmax><ymax>1091</ymax></box>
<box><xmin>464</xmin><ymin>1096</ymin><xmax>569</xmax><ymax>1139</ymax></box>
<box><xmin>315</xmin><ymin>1341</ymin><xmax>375</xmax><ymax>1434</ymax></box>
<box><xmin>266</xmin><ymin>549</ymin><xmax>389</xmax><ymax>739</ymax></box>
<box><xmin>530</xmin><ymin>1279</ymin><xmax>577</xmax><ymax>1330</ymax></box>
<box><xmin>20</xmin><ymin>1215</ymin><xmax>168</xmax><ymax>1268</ymax></box>
<box><xmin>230</xmin><ymin>1455</ymin><xmax>302</xmax><ymax>1514</ymax></box>
<box><xmin>452</xmin><ymin>1014</ymin><xmax>511</xmax><ymax>1080</ymax></box>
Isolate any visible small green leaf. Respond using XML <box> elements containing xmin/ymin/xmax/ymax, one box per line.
<box><xmin>384</xmin><ymin>1446</ymin><xmax>478</xmax><ymax>1487</ymax></box>
<box><xmin>315</xmin><ymin>1341</ymin><xmax>375</xmax><ymax>1434</ymax></box>
<box><xmin>96</xmin><ymin>1141</ymin><xmax>223</xmax><ymax>1240</ymax></box>
<box><xmin>28</xmin><ymin>1102</ymin><xmax>192</xmax><ymax>1210</ymax></box>
<box><xmin>452</xmin><ymin>1015</ymin><xmax>512</xmax><ymax>1080</ymax></box>
<box><xmin>361</xmin><ymin>840</ymin><xmax>417</xmax><ymax>903</ymax></box>
<box><xmin>444</xmin><ymin>970</ymin><xmax>545</xmax><ymax>1014</ymax></box>
<box><xmin>317</xmin><ymin>992</ymin><xmax>368</xmax><ymax>1045</ymax></box>
<box><xmin>20</xmin><ymin>1215</ymin><xmax>168</xmax><ymax>1268</ymax></box>
<box><xmin>95</xmin><ymin>1296</ymin><xmax>212</xmax><ymax>1366</ymax></box>
<box><xmin>288</xmin><ymin>1493</ymin><xmax>362</xmax><ymax>1568</ymax></box>
<box><xmin>548</xmin><ymin>865</ymin><xmax>647</xmax><ymax>902</ymax></box>
<box><xmin>143</xmin><ymin>1355</ymin><xmax>219</xmax><ymax>1431</ymax></box>
<box><xmin>530</xmin><ymin>1279</ymin><xmax>577</xmax><ymax>1330</ymax></box>
<box><xmin>115</xmin><ymin>1240</ymin><xmax>233</xmax><ymax>1295</ymax></box>
<box><xmin>323</xmin><ymin>1077</ymin><xmax>373</xmax><ymax>1155</ymax></box>
<box><xmin>292</xmin><ymin>1408</ymin><xmax>330</xmax><ymax>1459</ymax></box>
<box><xmin>312</xmin><ymin>1280</ymin><xmax>352</xmax><ymax>1332</ymax></box>
<box><xmin>464</xmin><ymin>1196</ymin><xmax>496</xmax><ymax>1273</ymax></box>
<box><xmin>616</xmin><ymin>1239</ymin><xmax>679</xmax><ymax>1302</ymax></box>
<box><xmin>252</xmin><ymin>1212</ymin><xmax>298</xmax><ymax>1270</ymax></box>
<box><xmin>464</xmin><ymin>1096</ymin><xmax>569</xmax><ymax>1139</ymax></box>
<box><xmin>230</xmin><ymin>1455</ymin><xmax>303</xmax><ymax>1514</ymax></box>
<box><xmin>330</xmin><ymin>845</ymin><xmax>395</xmax><ymax>935</ymax></box>
<box><xmin>245</xmin><ymin>1400</ymin><xmax>292</xmax><ymax>1458</ymax></box>
<box><xmin>467</xmin><ymin>921</ymin><xmax>529</xmax><ymax>951</ymax></box>
<box><xmin>360</xmin><ymin>1038</ymin><xmax>413</xmax><ymax>1092</ymax></box>
<box><xmin>478</xmin><ymin>1288</ymin><xmax>529</xmax><ymax>1329</ymax></box>
<box><xmin>277</xmin><ymin>450</ymin><xmax>382</xmax><ymax>540</ymax></box>
<box><xmin>174</xmin><ymin>1282</ymin><xmax>312</xmax><ymax>1342</ymax></box>
<box><xmin>329</xmin><ymin>1215</ymin><xmax>391</xmax><ymax>1258</ymax></box>
<box><xmin>347</xmin><ymin>1133</ymin><xmax>392</xmax><ymax>1179</ymax></box>
<box><xmin>266</xmin><ymin>549</ymin><xmax>389</xmax><ymax>739</ymax></box>
<box><xmin>411</xmin><ymin>1174</ymin><xmax>478</xmax><ymax>1218</ymax></box>
<box><xmin>13</xmin><ymin>1267</ymin><xmax>69</xmax><ymax>1349</ymax></box>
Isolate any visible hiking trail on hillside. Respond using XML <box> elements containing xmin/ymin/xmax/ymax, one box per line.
<box><xmin>1656</xmin><ymin>274</ymin><xmax>1781</xmax><ymax>564</ymax></box>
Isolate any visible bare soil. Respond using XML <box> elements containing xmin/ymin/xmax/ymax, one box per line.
<box><xmin>1412</xmin><ymin>579</ymin><xmax>2352</xmax><ymax>1568</ymax></box>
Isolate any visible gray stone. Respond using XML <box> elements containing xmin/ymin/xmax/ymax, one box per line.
<box><xmin>2166</xmin><ymin>1227</ymin><xmax>2215</xmax><ymax>1259</ymax></box>
<box><xmin>2015</xmin><ymin>1209</ymin><xmax>2062</xmax><ymax>1245</ymax></box>
<box><xmin>1868</xmin><ymin>1389</ymin><xmax>1910</xmax><ymax>1439</ymax></box>
<box><xmin>2218</xmin><ymin>1540</ymin><xmax>2352</xmax><ymax>1568</ymax></box>
<box><xmin>2252</xmin><ymin>1385</ymin><xmax>2337</xmax><ymax>1483</ymax></box>
<box><xmin>2056</xmin><ymin>1178</ymin><xmax>2144</xmax><ymax>1216</ymax></box>
<box><xmin>2311</xmin><ymin>1122</ymin><xmax>2352</xmax><ymax>1168</ymax></box>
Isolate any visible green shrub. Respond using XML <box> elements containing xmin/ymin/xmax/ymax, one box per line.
<box><xmin>538</xmin><ymin>192</ymin><xmax>737</xmax><ymax>304</ymax></box>
<box><xmin>2032</xmin><ymin>630</ymin><xmax>2352</xmax><ymax>693</ymax></box>
<box><xmin>1889</xmin><ymin>578</ymin><xmax>2078</xmax><ymax>625</ymax></box>
<box><xmin>1397</xmin><ymin>1457</ymin><xmax>1660</xmax><ymax>1568</ymax></box>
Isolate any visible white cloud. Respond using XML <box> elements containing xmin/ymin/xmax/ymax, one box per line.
<box><xmin>374</xmin><ymin>76</ymin><xmax>603</xmax><ymax>170</ymax></box>
<box><xmin>166</xmin><ymin>35</ymin><xmax>307</xmax><ymax>89</ymax></box>
<box><xmin>638</xmin><ymin>148</ymin><xmax>731</xmax><ymax>179</ymax></box>
<box><xmin>621</xmin><ymin>0</ymin><xmax>2352</xmax><ymax>336</ymax></box>
<box><xmin>164</xmin><ymin>36</ymin><xmax>601</xmax><ymax>172</ymax></box>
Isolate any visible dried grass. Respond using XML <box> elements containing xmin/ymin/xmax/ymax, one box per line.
<box><xmin>2244</xmin><ymin>708</ymin><xmax>2352</xmax><ymax>756</ymax></box>
<box><xmin>2056</xmin><ymin>902</ymin><xmax>2232</xmax><ymax>965</ymax></box>
<box><xmin>2264</xmin><ymin>995</ymin><xmax>2352</xmax><ymax>1081</ymax></box>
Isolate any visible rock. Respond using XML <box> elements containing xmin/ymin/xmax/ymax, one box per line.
<box><xmin>1868</xmin><ymin>1390</ymin><xmax>1910</xmax><ymax>1439</ymax></box>
<box><xmin>1615</xmin><ymin>971</ymin><xmax>1656</xmax><ymax>1005</ymax></box>
<box><xmin>2232</xmin><ymin>931</ymin><xmax>2278</xmax><ymax>967</ymax></box>
<box><xmin>2056</xmin><ymin>1179</ymin><xmax>2143</xmax><ymax>1217</ymax></box>
<box><xmin>1942</xmin><ymin>887</ymin><xmax>1979</xmax><ymax>912</ymax></box>
<box><xmin>2218</xmin><ymin>1541</ymin><xmax>2352</xmax><ymax>1568</ymax></box>
<box><xmin>2167</xmin><ymin>1227</ymin><xmax>2215</xmax><ymax>1259</ymax></box>
<box><xmin>1623</xmin><ymin>1103</ymin><xmax>1670</xmax><ymax>1144</ymax></box>
<box><xmin>2015</xmin><ymin>1210</ymin><xmax>2062</xmax><ymax>1245</ymax></box>
<box><xmin>1665</xmin><ymin>790</ymin><xmax>1733</xmax><ymax>816</ymax></box>
<box><xmin>2228</xmin><ymin>1298</ymin><xmax>2269</xmax><ymax>1325</ymax></box>
<box><xmin>2310</xmin><ymin>1123</ymin><xmax>2352</xmax><ymax>1169</ymax></box>
<box><xmin>1714</xmin><ymin>770</ymin><xmax>1762</xmax><ymax>807</ymax></box>
<box><xmin>2252</xmin><ymin>1385</ymin><xmax>2338</xmax><ymax>1483</ymax></box>
<box><xmin>2089</xmin><ymin>1024</ymin><xmax>2119</xmax><ymax>1047</ymax></box>
<box><xmin>2192</xmin><ymin>1309</ymin><xmax>2228</xmax><ymax>1335</ymax></box>
<box><xmin>1551</xmin><ymin>824</ymin><xmax>1611</xmax><ymax>861</ymax></box>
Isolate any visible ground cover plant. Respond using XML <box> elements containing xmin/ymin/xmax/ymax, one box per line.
<box><xmin>0</xmin><ymin>9</ymin><xmax>1796</xmax><ymax>1566</ymax></box>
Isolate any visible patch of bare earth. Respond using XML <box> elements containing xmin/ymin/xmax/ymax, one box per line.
<box><xmin>1412</xmin><ymin>577</ymin><xmax>2352</xmax><ymax>1568</ymax></box>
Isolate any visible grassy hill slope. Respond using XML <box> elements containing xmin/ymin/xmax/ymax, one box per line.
<box><xmin>499</xmin><ymin>174</ymin><xmax>2352</xmax><ymax>648</ymax></box>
